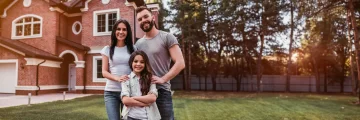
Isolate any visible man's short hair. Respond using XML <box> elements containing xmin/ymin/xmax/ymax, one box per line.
<box><xmin>135</xmin><ymin>6</ymin><xmax>152</xmax><ymax>14</ymax></box>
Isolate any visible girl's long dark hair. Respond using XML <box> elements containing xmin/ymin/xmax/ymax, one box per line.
<box><xmin>128</xmin><ymin>51</ymin><xmax>153</xmax><ymax>95</ymax></box>
<box><xmin>110</xmin><ymin>19</ymin><xmax>135</xmax><ymax>60</ymax></box>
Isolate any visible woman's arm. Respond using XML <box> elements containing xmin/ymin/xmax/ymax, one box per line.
<box><xmin>101</xmin><ymin>55</ymin><xmax>128</xmax><ymax>82</ymax></box>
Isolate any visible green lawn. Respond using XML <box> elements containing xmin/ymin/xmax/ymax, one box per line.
<box><xmin>1</xmin><ymin>91</ymin><xmax>360</xmax><ymax>120</ymax></box>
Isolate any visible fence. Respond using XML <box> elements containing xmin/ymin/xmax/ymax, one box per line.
<box><xmin>170</xmin><ymin>75</ymin><xmax>355</xmax><ymax>92</ymax></box>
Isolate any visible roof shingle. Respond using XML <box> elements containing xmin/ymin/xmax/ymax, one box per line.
<box><xmin>0</xmin><ymin>37</ymin><xmax>63</xmax><ymax>61</ymax></box>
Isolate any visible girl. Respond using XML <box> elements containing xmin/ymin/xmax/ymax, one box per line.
<box><xmin>121</xmin><ymin>51</ymin><xmax>161</xmax><ymax>120</ymax></box>
<box><xmin>101</xmin><ymin>19</ymin><xmax>135</xmax><ymax>120</ymax></box>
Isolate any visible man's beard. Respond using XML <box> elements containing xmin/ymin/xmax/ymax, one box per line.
<box><xmin>140</xmin><ymin>20</ymin><xmax>154</xmax><ymax>32</ymax></box>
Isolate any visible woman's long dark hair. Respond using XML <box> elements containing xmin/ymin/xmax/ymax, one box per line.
<box><xmin>109</xmin><ymin>19</ymin><xmax>135</xmax><ymax>60</ymax></box>
<box><xmin>128</xmin><ymin>51</ymin><xmax>153</xmax><ymax>95</ymax></box>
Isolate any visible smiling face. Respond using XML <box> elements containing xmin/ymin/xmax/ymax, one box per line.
<box><xmin>132</xmin><ymin>55</ymin><xmax>145</xmax><ymax>75</ymax></box>
<box><xmin>136</xmin><ymin>9</ymin><xmax>154</xmax><ymax>32</ymax></box>
<box><xmin>115</xmin><ymin>23</ymin><xmax>127</xmax><ymax>41</ymax></box>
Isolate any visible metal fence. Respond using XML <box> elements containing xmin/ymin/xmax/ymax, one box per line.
<box><xmin>170</xmin><ymin>75</ymin><xmax>355</xmax><ymax>92</ymax></box>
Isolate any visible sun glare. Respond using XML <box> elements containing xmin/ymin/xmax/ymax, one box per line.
<box><xmin>291</xmin><ymin>53</ymin><xmax>298</xmax><ymax>62</ymax></box>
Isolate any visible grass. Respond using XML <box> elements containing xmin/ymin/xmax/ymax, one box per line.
<box><xmin>0</xmin><ymin>95</ymin><xmax>106</xmax><ymax>120</ymax></box>
<box><xmin>173</xmin><ymin>91</ymin><xmax>360</xmax><ymax>120</ymax></box>
<box><xmin>1</xmin><ymin>91</ymin><xmax>360</xmax><ymax>120</ymax></box>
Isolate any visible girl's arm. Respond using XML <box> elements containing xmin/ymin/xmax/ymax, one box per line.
<box><xmin>132</xmin><ymin>84</ymin><xmax>158</xmax><ymax>104</ymax></box>
<box><xmin>121</xmin><ymin>80</ymin><xmax>148</xmax><ymax>107</ymax></box>
<box><xmin>122</xmin><ymin>96</ymin><xmax>148</xmax><ymax>107</ymax></box>
<box><xmin>131</xmin><ymin>94</ymin><xmax>156</xmax><ymax>104</ymax></box>
<box><xmin>101</xmin><ymin>55</ymin><xmax>128</xmax><ymax>82</ymax></box>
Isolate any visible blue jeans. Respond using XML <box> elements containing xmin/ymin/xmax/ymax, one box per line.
<box><xmin>104</xmin><ymin>91</ymin><xmax>123</xmax><ymax>120</ymax></box>
<box><xmin>156</xmin><ymin>89</ymin><xmax>174</xmax><ymax>120</ymax></box>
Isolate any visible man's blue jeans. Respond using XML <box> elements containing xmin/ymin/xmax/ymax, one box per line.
<box><xmin>156</xmin><ymin>89</ymin><xmax>174</xmax><ymax>120</ymax></box>
<box><xmin>104</xmin><ymin>91</ymin><xmax>123</xmax><ymax>120</ymax></box>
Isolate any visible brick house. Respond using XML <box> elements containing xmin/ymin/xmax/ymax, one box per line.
<box><xmin>0</xmin><ymin>0</ymin><xmax>160</xmax><ymax>95</ymax></box>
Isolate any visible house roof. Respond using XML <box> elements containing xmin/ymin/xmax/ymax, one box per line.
<box><xmin>56</xmin><ymin>36</ymin><xmax>90</xmax><ymax>51</ymax></box>
<box><xmin>0</xmin><ymin>0</ymin><xmax>161</xmax><ymax>15</ymax></box>
<box><xmin>0</xmin><ymin>37</ymin><xmax>63</xmax><ymax>61</ymax></box>
<box><xmin>49</xmin><ymin>0</ymin><xmax>85</xmax><ymax>14</ymax></box>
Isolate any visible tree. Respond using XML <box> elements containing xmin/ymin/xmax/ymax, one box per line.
<box><xmin>249</xmin><ymin>0</ymin><xmax>286</xmax><ymax>92</ymax></box>
<box><xmin>348</xmin><ymin>0</ymin><xmax>360</xmax><ymax>104</ymax></box>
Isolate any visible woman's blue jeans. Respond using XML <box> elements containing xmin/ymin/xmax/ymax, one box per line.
<box><xmin>104</xmin><ymin>91</ymin><xmax>123</xmax><ymax>120</ymax></box>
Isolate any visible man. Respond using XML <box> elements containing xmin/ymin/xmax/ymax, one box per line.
<box><xmin>134</xmin><ymin>6</ymin><xmax>185</xmax><ymax>120</ymax></box>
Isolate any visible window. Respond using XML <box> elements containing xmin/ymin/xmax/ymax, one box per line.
<box><xmin>93</xmin><ymin>9</ymin><xmax>120</xmax><ymax>36</ymax></box>
<box><xmin>72</xmin><ymin>21</ymin><xmax>82</xmax><ymax>35</ymax></box>
<box><xmin>93</xmin><ymin>56</ymin><xmax>106</xmax><ymax>82</ymax></box>
<box><xmin>12</xmin><ymin>14</ymin><xmax>42</xmax><ymax>39</ymax></box>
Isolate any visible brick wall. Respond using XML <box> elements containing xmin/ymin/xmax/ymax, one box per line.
<box><xmin>66</xmin><ymin>16</ymin><xmax>82</xmax><ymax>44</ymax></box>
<box><xmin>56</xmin><ymin>42</ymin><xmax>84</xmax><ymax>61</ymax></box>
<box><xmin>1</xmin><ymin>0</ymin><xmax>58</xmax><ymax>54</ymax></box>
<box><xmin>0</xmin><ymin>47</ymin><xmax>33</xmax><ymax>86</ymax></box>
<box><xmin>85</xmin><ymin>54</ymin><xmax>106</xmax><ymax>86</ymax></box>
<box><xmin>38</xmin><ymin>66</ymin><xmax>62</xmax><ymax>85</ymax></box>
<box><xmin>81</xmin><ymin>0</ymin><xmax>135</xmax><ymax>47</ymax></box>
<box><xmin>58</xmin><ymin>14</ymin><xmax>67</xmax><ymax>38</ymax></box>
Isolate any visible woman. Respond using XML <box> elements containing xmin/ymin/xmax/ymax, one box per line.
<box><xmin>101</xmin><ymin>19</ymin><xmax>135</xmax><ymax>120</ymax></box>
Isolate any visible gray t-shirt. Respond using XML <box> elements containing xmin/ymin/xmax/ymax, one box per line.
<box><xmin>101</xmin><ymin>46</ymin><xmax>132</xmax><ymax>92</ymax></box>
<box><xmin>135</xmin><ymin>30</ymin><xmax>179</xmax><ymax>91</ymax></box>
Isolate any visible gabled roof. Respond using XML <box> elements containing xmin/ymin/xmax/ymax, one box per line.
<box><xmin>0</xmin><ymin>37</ymin><xmax>63</xmax><ymax>61</ymax></box>
<box><xmin>49</xmin><ymin>0</ymin><xmax>85</xmax><ymax>14</ymax></box>
<box><xmin>0</xmin><ymin>0</ymin><xmax>161</xmax><ymax>16</ymax></box>
<box><xmin>56</xmin><ymin>36</ymin><xmax>90</xmax><ymax>51</ymax></box>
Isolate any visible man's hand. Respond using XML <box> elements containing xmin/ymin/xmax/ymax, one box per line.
<box><xmin>116</xmin><ymin>75</ymin><xmax>129</xmax><ymax>82</ymax></box>
<box><xmin>151</xmin><ymin>75</ymin><xmax>166</xmax><ymax>84</ymax></box>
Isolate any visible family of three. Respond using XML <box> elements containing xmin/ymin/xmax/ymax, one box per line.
<box><xmin>101</xmin><ymin>6</ymin><xmax>185</xmax><ymax>120</ymax></box>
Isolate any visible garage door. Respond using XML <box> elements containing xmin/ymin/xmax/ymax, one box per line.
<box><xmin>0</xmin><ymin>63</ymin><xmax>16</xmax><ymax>93</ymax></box>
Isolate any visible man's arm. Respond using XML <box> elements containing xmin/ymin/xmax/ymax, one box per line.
<box><xmin>152</xmin><ymin>45</ymin><xmax>185</xmax><ymax>83</ymax></box>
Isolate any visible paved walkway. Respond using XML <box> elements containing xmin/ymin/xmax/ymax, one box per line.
<box><xmin>0</xmin><ymin>93</ymin><xmax>93</xmax><ymax>108</ymax></box>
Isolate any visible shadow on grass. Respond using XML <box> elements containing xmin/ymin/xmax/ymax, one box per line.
<box><xmin>2</xmin><ymin>92</ymin><xmax>360</xmax><ymax>120</ymax></box>
<box><xmin>172</xmin><ymin>91</ymin><xmax>360</xmax><ymax>120</ymax></box>
<box><xmin>0</xmin><ymin>95</ymin><xmax>107</xmax><ymax>120</ymax></box>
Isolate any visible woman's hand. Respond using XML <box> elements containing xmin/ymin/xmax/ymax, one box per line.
<box><xmin>116</xmin><ymin>75</ymin><xmax>129</xmax><ymax>82</ymax></box>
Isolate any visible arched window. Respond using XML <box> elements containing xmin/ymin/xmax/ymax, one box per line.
<box><xmin>12</xmin><ymin>14</ymin><xmax>42</xmax><ymax>39</ymax></box>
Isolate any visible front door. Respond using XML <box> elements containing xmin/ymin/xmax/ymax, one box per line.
<box><xmin>68</xmin><ymin>64</ymin><xmax>76</xmax><ymax>91</ymax></box>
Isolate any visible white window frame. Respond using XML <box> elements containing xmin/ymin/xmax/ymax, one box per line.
<box><xmin>72</xmin><ymin>21</ymin><xmax>82</xmax><ymax>35</ymax></box>
<box><xmin>11</xmin><ymin>14</ymin><xmax>43</xmax><ymax>39</ymax></box>
<box><xmin>93</xmin><ymin>56</ymin><xmax>106</xmax><ymax>82</ymax></box>
<box><xmin>93</xmin><ymin>9</ymin><xmax>120</xmax><ymax>36</ymax></box>
<box><xmin>101</xmin><ymin>0</ymin><xmax>110</xmax><ymax>5</ymax></box>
